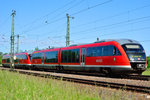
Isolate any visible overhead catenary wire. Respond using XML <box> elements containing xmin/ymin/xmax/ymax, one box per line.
<box><xmin>1</xmin><ymin>1</ymin><xmax>150</xmax><ymax>53</ymax></box>
<box><xmin>71</xmin><ymin>15</ymin><xmax>150</xmax><ymax>35</ymax></box>
<box><xmin>70</xmin><ymin>0</ymin><xmax>113</xmax><ymax>16</ymax></box>
<box><xmin>71</xmin><ymin>3</ymin><xmax>150</xmax><ymax>28</ymax></box>
<box><xmin>19</xmin><ymin>0</ymin><xmax>76</xmax><ymax>29</ymax></box>
<box><xmin>0</xmin><ymin>15</ymin><xmax>10</xmax><ymax>29</ymax></box>
<box><xmin>29</xmin><ymin>17</ymin><xmax>150</xmax><ymax>40</ymax></box>
<box><xmin>20</xmin><ymin>0</ymin><xmax>85</xmax><ymax>35</ymax></box>
<box><xmin>22</xmin><ymin>3</ymin><xmax>150</xmax><ymax>38</ymax></box>
<box><xmin>73</xmin><ymin>26</ymin><xmax>150</xmax><ymax>41</ymax></box>
<box><xmin>139</xmin><ymin>40</ymin><xmax>150</xmax><ymax>42</ymax></box>
<box><xmin>20</xmin><ymin>0</ymin><xmax>112</xmax><ymax>35</ymax></box>
<box><xmin>46</xmin><ymin>15</ymin><xmax>150</xmax><ymax>38</ymax></box>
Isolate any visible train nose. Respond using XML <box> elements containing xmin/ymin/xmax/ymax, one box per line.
<box><xmin>137</xmin><ymin>64</ymin><xmax>146</xmax><ymax>69</ymax></box>
<box><xmin>130</xmin><ymin>62</ymin><xmax>146</xmax><ymax>71</ymax></box>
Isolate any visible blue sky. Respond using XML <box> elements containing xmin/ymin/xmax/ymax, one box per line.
<box><xmin>0</xmin><ymin>0</ymin><xmax>150</xmax><ymax>56</ymax></box>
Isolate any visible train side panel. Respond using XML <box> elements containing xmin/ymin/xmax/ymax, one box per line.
<box><xmin>2</xmin><ymin>55</ymin><xmax>10</xmax><ymax>67</ymax></box>
<box><xmin>31</xmin><ymin>48</ymin><xmax>60</xmax><ymax>69</ymax></box>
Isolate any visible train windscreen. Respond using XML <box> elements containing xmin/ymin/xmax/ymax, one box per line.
<box><xmin>122</xmin><ymin>44</ymin><xmax>146</xmax><ymax>62</ymax></box>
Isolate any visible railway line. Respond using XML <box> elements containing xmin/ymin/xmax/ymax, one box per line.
<box><xmin>0</xmin><ymin>67</ymin><xmax>150</xmax><ymax>94</ymax></box>
<box><xmin>125</xmin><ymin>75</ymin><xmax>150</xmax><ymax>81</ymax></box>
<box><xmin>35</xmin><ymin>68</ymin><xmax>150</xmax><ymax>81</ymax></box>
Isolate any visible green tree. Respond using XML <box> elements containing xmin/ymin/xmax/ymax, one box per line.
<box><xmin>0</xmin><ymin>52</ymin><xmax>2</xmax><ymax>64</ymax></box>
<box><xmin>147</xmin><ymin>57</ymin><xmax>150</xmax><ymax>68</ymax></box>
<box><xmin>35</xmin><ymin>46</ymin><xmax>39</xmax><ymax>51</ymax></box>
<box><xmin>0</xmin><ymin>56</ymin><xmax>2</xmax><ymax>64</ymax></box>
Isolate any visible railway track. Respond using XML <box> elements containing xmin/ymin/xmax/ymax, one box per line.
<box><xmin>125</xmin><ymin>75</ymin><xmax>150</xmax><ymax>81</ymax></box>
<box><xmin>29</xmin><ymin>68</ymin><xmax>150</xmax><ymax>81</ymax></box>
<box><xmin>0</xmin><ymin>67</ymin><xmax>150</xmax><ymax>94</ymax></box>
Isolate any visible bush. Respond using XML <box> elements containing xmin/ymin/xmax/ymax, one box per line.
<box><xmin>147</xmin><ymin>57</ymin><xmax>150</xmax><ymax>68</ymax></box>
<box><xmin>0</xmin><ymin>56</ymin><xmax>2</xmax><ymax>64</ymax></box>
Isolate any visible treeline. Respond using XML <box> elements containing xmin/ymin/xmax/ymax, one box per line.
<box><xmin>147</xmin><ymin>57</ymin><xmax>150</xmax><ymax>68</ymax></box>
<box><xmin>0</xmin><ymin>56</ymin><xmax>2</xmax><ymax>64</ymax></box>
<box><xmin>0</xmin><ymin>52</ymin><xmax>7</xmax><ymax>64</ymax></box>
<box><xmin>0</xmin><ymin>52</ymin><xmax>2</xmax><ymax>64</ymax></box>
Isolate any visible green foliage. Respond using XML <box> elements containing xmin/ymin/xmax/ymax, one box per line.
<box><xmin>147</xmin><ymin>57</ymin><xmax>150</xmax><ymax>68</ymax></box>
<box><xmin>35</xmin><ymin>46</ymin><xmax>39</xmax><ymax>51</ymax></box>
<box><xmin>3</xmin><ymin>53</ymin><xmax>8</xmax><ymax>55</ymax></box>
<box><xmin>0</xmin><ymin>52</ymin><xmax>2</xmax><ymax>64</ymax></box>
<box><xmin>0</xmin><ymin>55</ymin><xmax>2</xmax><ymax>64</ymax></box>
<box><xmin>0</xmin><ymin>71</ymin><xmax>144</xmax><ymax>100</ymax></box>
<box><xmin>142</xmin><ymin>69</ymin><xmax>150</xmax><ymax>75</ymax></box>
<box><xmin>0</xmin><ymin>52</ymin><xmax>2</xmax><ymax>55</ymax></box>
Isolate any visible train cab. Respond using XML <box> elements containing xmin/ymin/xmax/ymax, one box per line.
<box><xmin>2</xmin><ymin>55</ymin><xmax>10</xmax><ymax>67</ymax></box>
<box><xmin>14</xmin><ymin>52</ymin><xmax>31</xmax><ymax>68</ymax></box>
<box><xmin>121</xmin><ymin>43</ymin><xmax>147</xmax><ymax>74</ymax></box>
<box><xmin>94</xmin><ymin>39</ymin><xmax>147</xmax><ymax>74</ymax></box>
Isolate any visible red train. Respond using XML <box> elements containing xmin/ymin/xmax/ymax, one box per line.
<box><xmin>2</xmin><ymin>54</ymin><xmax>10</xmax><ymax>67</ymax></box>
<box><xmin>2</xmin><ymin>39</ymin><xmax>147</xmax><ymax>75</ymax></box>
<box><xmin>2</xmin><ymin>53</ymin><xmax>31</xmax><ymax>68</ymax></box>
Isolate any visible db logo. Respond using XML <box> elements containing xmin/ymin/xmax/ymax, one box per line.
<box><xmin>96</xmin><ymin>59</ymin><xmax>103</xmax><ymax>62</ymax></box>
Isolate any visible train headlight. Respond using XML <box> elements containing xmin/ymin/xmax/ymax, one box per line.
<box><xmin>130</xmin><ymin>58</ymin><xmax>134</xmax><ymax>61</ymax></box>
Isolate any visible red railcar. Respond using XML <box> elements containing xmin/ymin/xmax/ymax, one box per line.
<box><xmin>31</xmin><ymin>39</ymin><xmax>147</xmax><ymax>74</ymax></box>
<box><xmin>2</xmin><ymin>52</ymin><xmax>31</xmax><ymax>68</ymax></box>
<box><xmin>31</xmin><ymin>48</ymin><xmax>60</xmax><ymax>69</ymax></box>
<box><xmin>14</xmin><ymin>52</ymin><xmax>31</xmax><ymax>68</ymax></box>
<box><xmin>2</xmin><ymin>55</ymin><xmax>10</xmax><ymax>67</ymax></box>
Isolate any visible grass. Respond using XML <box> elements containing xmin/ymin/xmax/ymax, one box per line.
<box><xmin>142</xmin><ymin>57</ymin><xmax>150</xmax><ymax>75</ymax></box>
<box><xmin>142</xmin><ymin>68</ymin><xmax>150</xmax><ymax>75</ymax></box>
<box><xmin>0</xmin><ymin>70</ymin><xmax>148</xmax><ymax>100</ymax></box>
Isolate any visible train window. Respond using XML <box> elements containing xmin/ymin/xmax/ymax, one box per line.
<box><xmin>113</xmin><ymin>47</ymin><xmax>121</xmax><ymax>55</ymax></box>
<box><xmin>32</xmin><ymin>53</ymin><xmax>41</xmax><ymax>59</ymax></box>
<box><xmin>18</xmin><ymin>55</ymin><xmax>22</xmax><ymax>59</ymax></box>
<box><xmin>6</xmin><ymin>58</ymin><xmax>10</xmax><ymax>63</ymax></box>
<box><xmin>86</xmin><ymin>48</ymin><xmax>92</xmax><ymax>57</ymax></box>
<box><xmin>18</xmin><ymin>54</ymin><xmax>27</xmax><ymax>60</ymax></box>
<box><xmin>75</xmin><ymin>49</ymin><xmax>79</xmax><ymax>63</ymax></box>
<box><xmin>103</xmin><ymin>45</ymin><xmax>114</xmax><ymax>56</ymax></box>
<box><xmin>97</xmin><ymin>47</ymin><xmax>103</xmax><ymax>56</ymax></box>
<box><xmin>19</xmin><ymin>55</ymin><xmax>22</xmax><ymax>59</ymax></box>
<box><xmin>63</xmin><ymin>51</ymin><xmax>68</xmax><ymax>63</ymax></box>
<box><xmin>87</xmin><ymin>45</ymin><xmax>114</xmax><ymax>57</ymax></box>
<box><xmin>29</xmin><ymin>54</ymin><xmax>32</xmax><ymax>61</ymax></box>
<box><xmin>92</xmin><ymin>47</ymin><xmax>97</xmax><ymax>56</ymax></box>
<box><xmin>45</xmin><ymin>51</ymin><xmax>58</xmax><ymax>63</ymax></box>
<box><xmin>122</xmin><ymin>44</ymin><xmax>144</xmax><ymax>53</ymax></box>
<box><xmin>68</xmin><ymin>50</ymin><xmax>72</xmax><ymax>62</ymax></box>
<box><xmin>23</xmin><ymin>54</ymin><xmax>27</xmax><ymax>59</ymax></box>
<box><xmin>61</xmin><ymin>51</ymin><xmax>64</xmax><ymax>63</ymax></box>
<box><xmin>102</xmin><ymin>46</ymin><xmax>108</xmax><ymax>56</ymax></box>
<box><xmin>61</xmin><ymin>49</ymin><xmax>79</xmax><ymax>63</ymax></box>
<box><xmin>72</xmin><ymin>49</ymin><xmax>76</xmax><ymax>63</ymax></box>
<box><xmin>14</xmin><ymin>55</ymin><xmax>19</xmax><ymax>63</ymax></box>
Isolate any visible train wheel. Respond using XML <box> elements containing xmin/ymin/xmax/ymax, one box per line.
<box><xmin>102</xmin><ymin>68</ymin><xmax>112</xmax><ymax>76</ymax></box>
<box><xmin>137</xmin><ymin>71</ymin><xmax>142</xmax><ymax>75</ymax></box>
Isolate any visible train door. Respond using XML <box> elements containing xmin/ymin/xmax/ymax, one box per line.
<box><xmin>42</xmin><ymin>53</ymin><xmax>44</xmax><ymax>64</ymax></box>
<box><xmin>81</xmin><ymin>48</ymin><xmax>85</xmax><ymax>66</ymax></box>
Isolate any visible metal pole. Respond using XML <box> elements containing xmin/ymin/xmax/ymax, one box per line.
<box><xmin>66</xmin><ymin>13</ymin><xmax>74</xmax><ymax>46</ymax></box>
<box><xmin>10</xmin><ymin>10</ymin><xmax>16</xmax><ymax>70</ymax></box>
<box><xmin>17</xmin><ymin>35</ymin><xmax>19</xmax><ymax>53</ymax></box>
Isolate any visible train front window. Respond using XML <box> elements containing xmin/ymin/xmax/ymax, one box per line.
<box><xmin>122</xmin><ymin>44</ymin><xmax>146</xmax><ymax>61</ymax></box>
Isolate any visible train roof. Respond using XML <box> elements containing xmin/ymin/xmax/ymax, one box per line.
<box><xmin>32</xmin><ymin>39</ymin><xmax>141</xmax><ymax>53</ymax></box>
<box><xmin>95</xmin><ymin>39</ymin><xmax>140</xmax><ymax>45</ymax></box>
<box><xmin>15</xmin><ymin>52</ymin><xmax>28</xmax><ymax>55</ymax></box>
